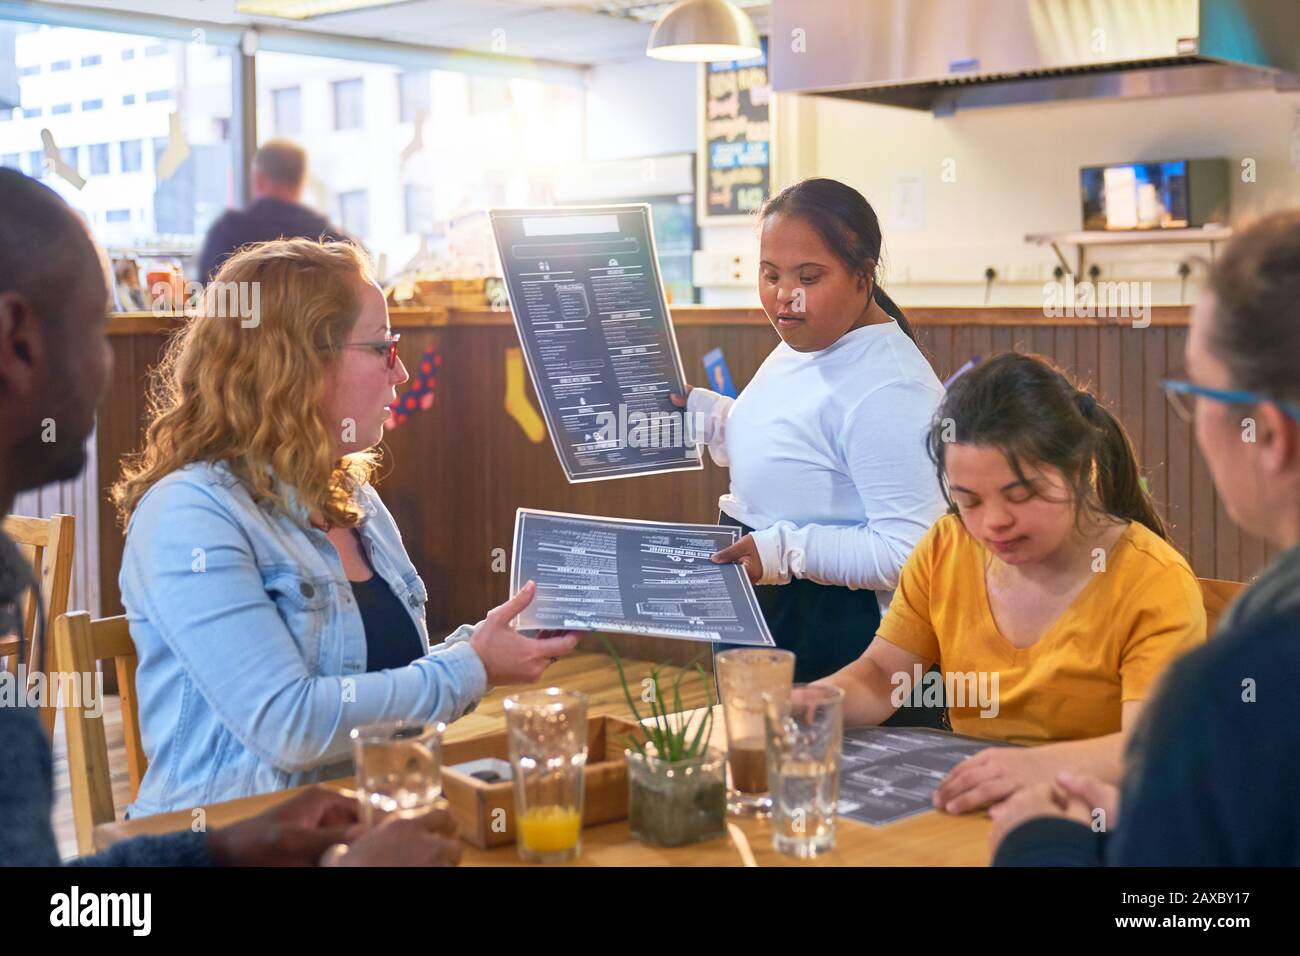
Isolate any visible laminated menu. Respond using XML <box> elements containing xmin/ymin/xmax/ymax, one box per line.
<box><xmin>509</xmin><ymin>509</ymin><xmax>774</xmax><ymax>647</ymax></box>
<box><xmin>490</xmin><ymin>205</ymin><xmax>702</xmax><ymax>482</ymax></box>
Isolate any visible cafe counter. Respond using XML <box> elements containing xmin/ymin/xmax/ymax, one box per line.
<box><xmin>97</xmin><ymin>305</ymin><xmax>1271</xmax><ymax>650</ymax></box>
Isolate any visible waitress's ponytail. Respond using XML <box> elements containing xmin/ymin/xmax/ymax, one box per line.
<box><xmin>873</xmin><ymin>285</ymin><xmax>916</xmax><ymax>343</ymax></box>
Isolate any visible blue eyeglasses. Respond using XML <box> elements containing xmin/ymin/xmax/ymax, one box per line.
<box><xmin>1160</xmin><ymin>378</ymin><xmax>1300</xmax><ymax>424</ymax></box>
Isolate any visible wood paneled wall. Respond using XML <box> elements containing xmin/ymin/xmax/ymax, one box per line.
<box><xmin>96</xmin><ymin>307</ymin><xmax>1275</xmax><ymax>637</ymax></box>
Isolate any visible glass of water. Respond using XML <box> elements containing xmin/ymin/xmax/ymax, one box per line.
<box><xmin>762</xmin><ymin>683</ymin><xmax>844</xmax><ymax>858</ymax></box>
<box><xmin>351</xmin><ymin>720</ymin><xmax>445</xmax><ymax>826</ymax></box>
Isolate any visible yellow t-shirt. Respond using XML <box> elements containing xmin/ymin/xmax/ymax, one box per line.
<box><xmin>877</xmin><ymin>514</ymin><xmax>1206</xmax><ymax>744</ymax></box>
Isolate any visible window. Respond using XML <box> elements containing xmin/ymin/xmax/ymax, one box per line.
<box><xmin>51</xmin><ymin>104</ymin><xmax>72</xmax><ymax>115</ymax></box>
<box><xmin>105</xmin><ymin>209</ymin><xmax>131</xmax><ymax>223</ymax></box>
<box><xmin>89</xmin><ymin>143</ymin><xmax>110</xmax><ymax>175</ymax></box>
<box><xmin>144</xmin><ymin>43</ymin><xmax>167</xmax><ymax>56</ymax></box>
<box><xmin>255</xmin><ymin>48</ymin><xmax>584</xmax><ymax>280</ymax></box>
<box><xmin>121</xmin><ymin>48</ymin><xmax>135</xmax><ymax>61</ymax></box>
<box><xmin>272</xmin><ymin>86</ymin><xmax>301</xmax><ymax>136</ymax></box>
<box><xmin>0</xmin><ymin>109</ymin><xmax>10</xmax><ymax>122</ymax></box>
<box><xmin>403</xmin><ymin>184</ymin><xmax>433</xmax><ymax>235</ymax></box>
<box><xmin>338</xmin><ymin>189</ymin><xmax>369</xmax><ymax>237</ymax></box>
<box><xmin>398</xmin><ymin>71</ymin><xmax>430</xmax><ymax>124</ymax></box>
<box><xmin>81</xmin><ymin>54</ymin><xmax>102</xmax><ymax>66</ymax></box>
<box><xmin>60</xmin><ymin>146</ymin><xmax>79</xmax><ymax>171</ymax></box>
<box><xmin>23</xmin><ymin>107</ymin><xmax>41</xmax><ymax>118</ymax></box>
<box><xmin>18</xmin><ymin>64</ymin><xmax>40</xmax><ymax>76</ymax></box>
<box><xmin>145</xmin><ymin>90</ymin><xmax>171</xmax><ymax>103</ymax></box>
<box><xmin>1</xmin><ymin>153</ymin><xmax>19</xmax><ymax>169</ymax></box>
<box><xmin>50</xmin><ymin>59</ymin><xmax>71</xmax><ymax>72</ymax></box>
<box><xmin>332</xmin><ymin>78</ymin><xmax>363</xmax><ymax>130</ymax></box>
<box><xmin>28</xmin><ymin>151</ymin><xmax>44</xmax><ymax>176</ymax></box>
<box><xmin>82</xmin><ymin>99</ymin><xmax>103</xmax><ymax>111</ymax></box>
<box><xmin>122</xmin><ymin>94</ymin><xmax>136</xmax><ymax>106</ymax></box>
<box><xmin>119</xmin><ymin>140</ymin><xmax>142</xmax><ymax>173</ymax></box>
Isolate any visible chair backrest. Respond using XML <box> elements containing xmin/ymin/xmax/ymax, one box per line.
<box><xmin>1</xmin><ymin>513</ymin><xmax>75</xmax><ymax>736</ymax></box>
<box><xmin>54</xmin><ymin>611</ymin><xmax>148</xmax><ymax>856</ymax></box>
<box><xmin>1198</xmin><ymin>577</ymin><xmax>1248</xmax><ymax>637</ymax></box>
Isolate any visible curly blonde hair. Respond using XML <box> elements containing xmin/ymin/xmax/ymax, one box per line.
<box><xmin>113</xmin><ymin>239</ymin><xmax>381</xmax><ymax>530</ymax></box>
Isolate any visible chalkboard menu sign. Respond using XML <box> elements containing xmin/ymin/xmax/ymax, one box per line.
<box><xmin>700</xmin><ymin>36</ymin><xmax>770</xmax><ymax>221</ymax></box>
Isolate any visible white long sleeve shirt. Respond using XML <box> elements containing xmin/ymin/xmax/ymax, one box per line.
<box><xmin>687</xmin><ymin>321</ymin><xmax>948</xmax><ymax>597</ymax></box>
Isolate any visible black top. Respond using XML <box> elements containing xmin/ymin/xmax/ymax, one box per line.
<box><xmin>197</xmin><ymin>197</ymin><xmax>354</xmax><ymax>280</ymax></box>
<box><xmin>995</xmin><ymin>608</ymin><xmax>1300</xmax><ymax>866</ymax></box>
<box><xmin>352</xmin><ymin>573</ymin><xmax>424</xmax><ymax>673</ymax></box>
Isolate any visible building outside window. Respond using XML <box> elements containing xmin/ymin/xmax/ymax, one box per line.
<box><xmin>0</xmin><ymin>20</ymin><xmax>238</xmax><ymax>254</ymax></box>
<box><xmin>257</xmin><ymin>49</ymin><xmax>583</xmax><ymax>280</ymax></box>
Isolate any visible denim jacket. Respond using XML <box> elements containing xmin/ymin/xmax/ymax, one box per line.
<box><xmin>119</xmin><ymin>461</ymin><xmax>487</xmax><ymax>817</ymax></box>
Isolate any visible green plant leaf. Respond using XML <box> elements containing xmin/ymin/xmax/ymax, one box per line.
<box><xmin>599</xmin><ymin>633</ymin><xmax>651</xmax><ymax>750</ymax></box>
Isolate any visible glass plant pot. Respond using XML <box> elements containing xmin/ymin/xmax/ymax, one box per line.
<box><xmin>626</xmin><ymin>748</ymin><xmax>727</xmax><ymax>848</ymax></box>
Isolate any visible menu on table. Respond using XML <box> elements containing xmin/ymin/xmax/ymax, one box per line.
<box><xmin>837</xmin><ymin>727</ymin><xmax>1016</xmax><ymax>827</ymax></box>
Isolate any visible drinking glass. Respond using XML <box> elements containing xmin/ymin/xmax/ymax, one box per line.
<box><xmin>763</xmin><ymin>683</ymin><xmax>844</xmax><ymax>858</ymax></box>
<box><xmin>503</xmin><ymin>688</ymin><xmax>588</xmax><ymax>863</ymax></box>
<box><xmin>350</xmin><ymin>720</ymin><xmax>444</xmax><ymax>826</ymax></box>
<box><xmin>716</xmin><ymin>647</ymin><xmax>795</xmax><ymax>814</ymax></box>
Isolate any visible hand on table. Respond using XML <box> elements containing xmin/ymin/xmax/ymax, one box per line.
<box><xmin>987</xmin><ymin>771</ymin><xmax>1120</xmax><ymax>856</ymax></box>
<box><xmin>206</xmin><ymin>786</ymin><xmax>359</xmax><ymax>866</ymax></box>
<box><xmin>326</xmin><ymin>806</ymin><xmax>463</xmax><ymax>868</ymax></box>
<box><xmin>469</xmin><ymin>580</ymin><xmax>580</xmax><ymax>687</ymax></box>
<box><xmin>932</xmin><ymin>745</ymin><xmax>1053</xmax><ymax>815</ymax></box>
<box><xmin>711</xmin><ymin>533</ymin><xmax>763</xmax><ymax>584</ymax></box>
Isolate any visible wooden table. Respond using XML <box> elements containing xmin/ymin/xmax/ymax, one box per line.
<box><xmin>95</xmin><ymin>706</ymin><xmax>992</xmax><ymax>866</ymax></box>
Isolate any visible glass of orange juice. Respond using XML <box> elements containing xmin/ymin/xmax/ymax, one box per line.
<box><xmin>503</xmin><ymin>688</ymin><xmax>588</xmax><ymax>863</ymax></box>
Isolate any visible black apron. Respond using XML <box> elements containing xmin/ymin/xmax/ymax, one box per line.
<box><xmin>718</xmin><ymin>514</ymin><xmax>947</xmax><ymax>729</ymax></box>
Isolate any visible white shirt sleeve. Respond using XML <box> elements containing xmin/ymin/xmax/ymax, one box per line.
<box><xmin>748</xmin><ymin>378</ymin><xmax>948</xmax><ymax>590</ymax></box>
<box><xmin>686</xmin><ymin>386</ymin><xmax>736</xmax><ymax>467</ymax></box>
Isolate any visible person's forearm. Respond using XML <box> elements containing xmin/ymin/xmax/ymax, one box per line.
<box><xmin>1030</xmin><ymin>731</ymin><xmax>1125</xmax><ymax>783</ymax></box>
<box><xmin>818</xmin><ymin>657</ymin><xmax>901</xmax><ymax>727</ymax></box>
<box><xmin>750</xmin><ymin>521</ymin><xmax>923</xmax><ymax>591</ymax></box>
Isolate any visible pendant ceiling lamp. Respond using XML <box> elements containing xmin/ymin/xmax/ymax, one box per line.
<box><xmin>646</xmin><ymin>0</ymin><xmax>762</xmax><ymax>63</ymax></box>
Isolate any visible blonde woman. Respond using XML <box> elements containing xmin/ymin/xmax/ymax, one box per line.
<box><xmin>113</xmin><ymin>239</ymin><xmax>577</xmax><ymax>816</ymax></box>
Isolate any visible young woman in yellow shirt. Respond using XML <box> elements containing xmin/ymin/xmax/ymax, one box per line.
<box><xmin>819</xmin><ymin>352</ymin><xmax>1206</xmax><ymax>813</ymax></box>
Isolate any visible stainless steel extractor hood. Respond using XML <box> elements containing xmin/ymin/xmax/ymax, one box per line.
<box><xmin>769</xmin><ymin>0</ymin><xmax>1300</xmax><ymax>114</ymax></box>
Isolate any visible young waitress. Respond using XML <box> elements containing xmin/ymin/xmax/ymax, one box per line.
<box><xmin>678</xmin><ymin>178</ymin><xmax>948</xmax><ymax>699</ymax></box>
<box><xmin>820</xmin><ymin>352</ymin><xmax>1207</xmax><ymax>812</ymax></box>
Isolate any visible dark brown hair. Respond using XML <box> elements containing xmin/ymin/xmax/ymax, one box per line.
<box><xmin>926</xmin><ymin>352</ymin><xmax>1169</xmax><ymax>540</ymax></box>
<box><xmin>1206</xmin><ymin>209</ymin><xmax>1300</xmax><ymax>405</ymax></box>
<box><xmin>760</xmin><ymin>177</ymin><xmax>915</xmax><ymax>342</ymax></box>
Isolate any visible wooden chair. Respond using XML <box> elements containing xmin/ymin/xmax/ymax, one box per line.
<box><xmin>0</xmin><ymin>513</ymin><xmax>75</xmax><ymax>736</ymax></box>
<box><xmin>1199</xmin><ymin>577</ymin><xmax>1248</xmax><ymax>636</ymax></box>
<box><xmin>54</xmin><ymin>611</ymin><xmax>148</xmax><ymax>856</ymax></box>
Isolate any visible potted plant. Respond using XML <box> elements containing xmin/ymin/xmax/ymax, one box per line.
<box><xmin>603</xmin><ymin>639</ymin><xmax>727</xmax><ymax>848</ymax></box>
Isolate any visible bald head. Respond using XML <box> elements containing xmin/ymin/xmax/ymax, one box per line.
<box><xmin>0</xmin><ymin>168</ymin><xmax>112</xmax><ymax>505</ymax></box>
<box><xmin>0</xmin><ymin>168</ymin><xmax>103</xmax><ymax>329</ymax></box>
<box><xmin>252</xmin><ymin>139</ymin><xmax>307</xmax><ymax>200</ymax></box>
